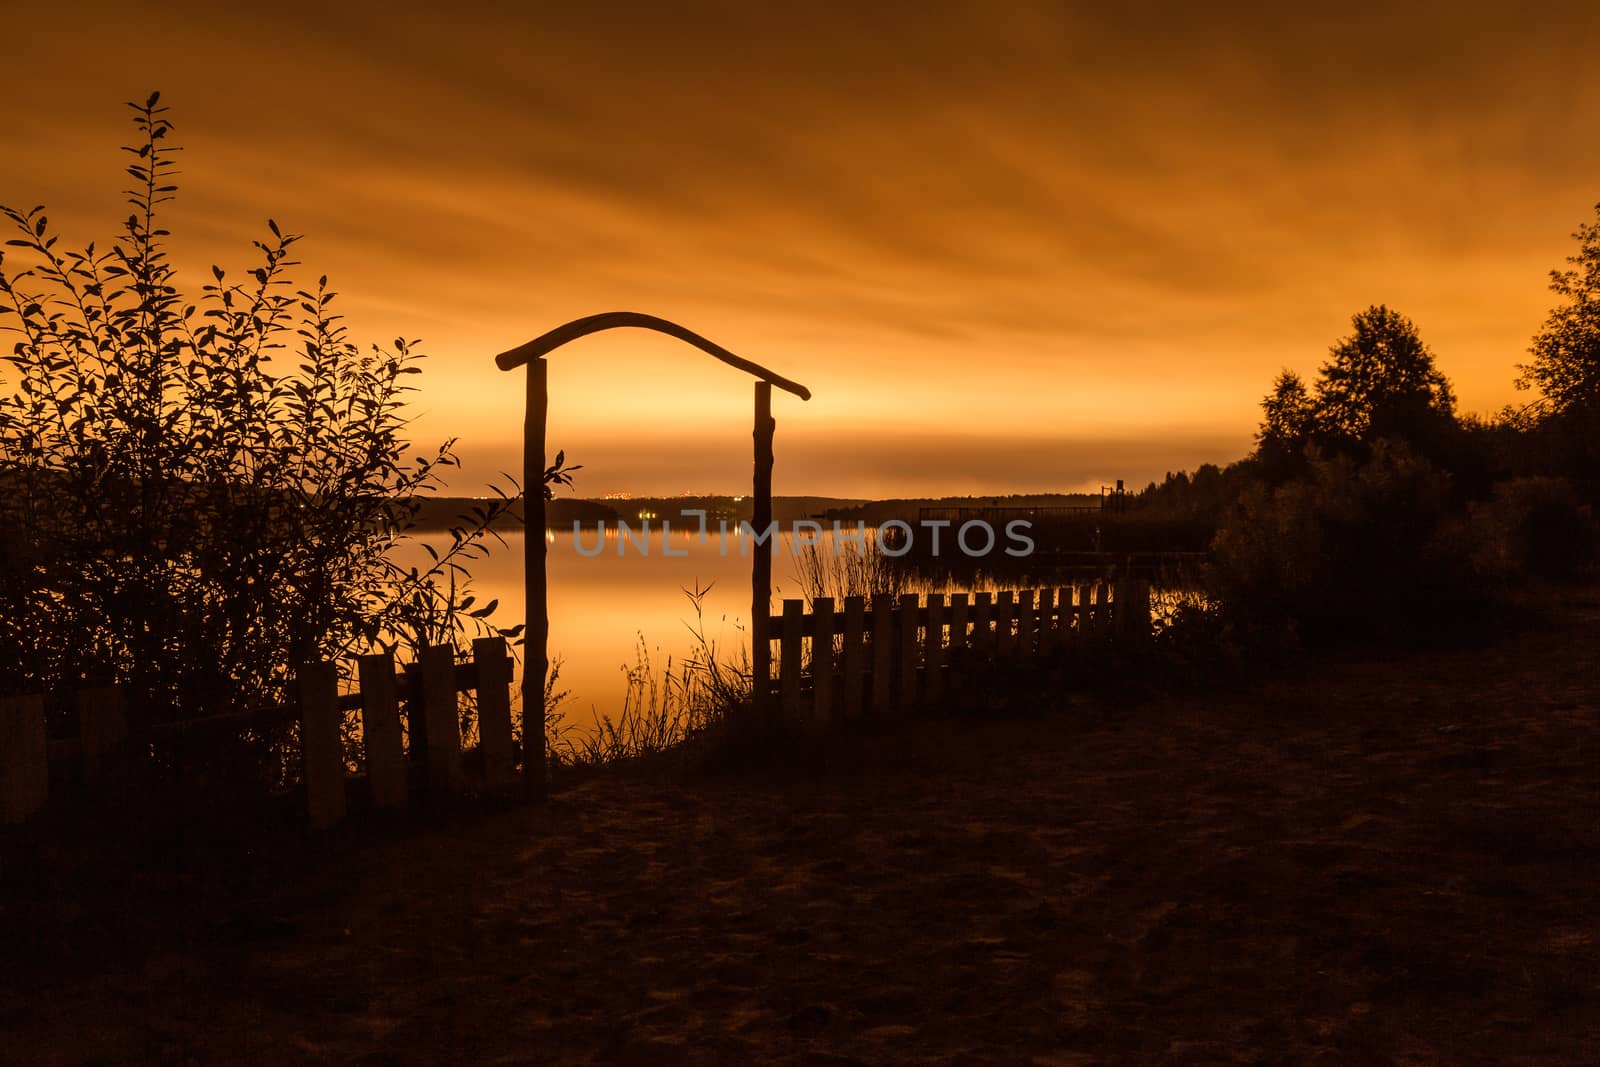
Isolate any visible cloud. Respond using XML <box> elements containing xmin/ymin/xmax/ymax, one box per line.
<box><xmin>4</xmin><ymin>2</ymin><xmax>1597</xmax><ymax>493</ymax></box>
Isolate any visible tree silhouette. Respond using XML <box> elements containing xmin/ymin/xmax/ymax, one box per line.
<box><xmin>1314</xmin><ymin>305</ymin><xmax>1456</xmax><ymax>448</ymax></box>
<box><xmin>1519</xmin><ymin>202</ymin><xmax>1600</xmax><ymax>420</ymax></box>
<box><xmin>1256</xmin><ymin>369</ymin><xmax>1317</xmax><ymax>478</ymax></box>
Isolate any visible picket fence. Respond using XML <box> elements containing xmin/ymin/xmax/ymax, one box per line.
<box><xmin>2</xmin><ymin>579</ymin><xmax>1153</xmax><ymax>831</ymax></box>
<box><xmin>767</xmin><ymin>579</ymin><xmax>1152</xmax><ymax>722</ymax></box>
<box><xmin>0</xmin><ymin>636</ymin><xmax>516</xmax><ymax>831</ymax></box>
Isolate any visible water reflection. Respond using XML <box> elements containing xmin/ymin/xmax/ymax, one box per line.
<box><xmin>410</xmin><ymin>528</ymin><xmax>823</xmax><ymax>734</ymax></box>
<box><xmin>398</xmin><ymin>527</ymin><xmax>1205</xmax><ymax>736</ymax></box>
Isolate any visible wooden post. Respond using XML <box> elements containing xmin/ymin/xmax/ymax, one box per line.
<box><xmin>524</xmin><ymin>356</ymin><xmax>549</xmax><ymax>800</ymax></box>
<box><xmin>77</xmin><ymin>686</ymin><xmax>127</xmax><ymax>783</ymax></box>
<box><xmin>996</xmin><ymin>590</ymin><xmax>1016</xmax><ymax>659</ymax></box>
<box><xmin>474</xmin><ymin>636</ymin><xmax>516</xmax><ymax>789</ymax></box>
<box><xmin>297</xmin><ymin>661</ymin><xmax>345</xmax><ymax>831</ymax></box>
<box><xmin>870</xmin><ymin>593</ymin><xmax>893</xmax><ymax>715</ymax></box>
<box><xmin>752</xmin><ymin>381</ymin><xmax>774</xmax><ymax>721</ymax></box>
<box><xmin>841</xmin><ymin>595</ymin><xmax>865</xmax><ymax>719</ymax></box>
<box><xmin>358</xmin><ymin>651</ymin><xmax>407</xmax><ymax>810</ymax></box>
<box><xmin>897</xmin><ymin>593</ymin><xmax>919</xmax><ymax>713</ymax></box>
<box><xmin>1078</xmin><ymin>582</ymin><xmax>1095</xmax><ymax>637</ymax></box>
<box><xmin>1095</xmin><ymin>581</ymin><xmax>1109</xmax><ymax>639</ymax></box>
<box><xmin>0</xmin><ymin>694</ymin><xmax>47</xmax><ymax>825</ymax></box>
<box><xmin>780</xmin><ymin>599</ymin><xmax>804</xmax><ymax>721</ymax></box>
<box><xmin>973</xmin><ymin>592</ymin><xmax>993</xmax><ymax>654</ymax></box>
<box><xmin>419</xmin><ymin>644</ymin><xmax>462</xmax><ymax>794</ymax></box>
<box><xmin>923</xmin><ymin>593</ymin><xmax>945</xmax><ymax>705</ymax></box>
<box><xmin>811</xmin><ymin>597</ymin><xmax>835</xmax><ymax>726</ymax></box>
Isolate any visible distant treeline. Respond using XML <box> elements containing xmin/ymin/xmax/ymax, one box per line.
<box><xmin>822</xmin><ymin>493</ymin><xmax>1104</xmax><ymax>526</ymax></box>
<box><xmin>411</xmin><ymin>492</ymin><xmax>1126</xmax><ymax>533</ymax></box>
<box><xmin>408</xmin><ymin>494</ymin><xmax>871</xmax><ymax>531</ymax></box>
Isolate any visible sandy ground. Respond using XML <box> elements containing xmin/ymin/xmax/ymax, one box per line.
<box><xmin>3</xmin><ymin>594</ymin><xmax>1598</xmax><ymax>1065</ymax></box>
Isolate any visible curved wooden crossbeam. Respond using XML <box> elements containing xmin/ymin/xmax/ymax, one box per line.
<box><xmin>494</xmin><ymin>311</ymin><xmax>811</xmax><ymax>401</ymax></box>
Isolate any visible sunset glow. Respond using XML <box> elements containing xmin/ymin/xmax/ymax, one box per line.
<box><xmin>6</xmin><ymin>2</ymin><xmax>1598</xmax><ymax>495</ymax></box>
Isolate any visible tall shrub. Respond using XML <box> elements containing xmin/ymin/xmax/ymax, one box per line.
<box><xmin>1209</xmin><ymin>440</ymin><xmax>1471</xmax><ymax>642</ymax></box>
<box><xmin>0</xmin><ymin>95</ymin><xmax>555</xmax><ymax>730</ymax></box>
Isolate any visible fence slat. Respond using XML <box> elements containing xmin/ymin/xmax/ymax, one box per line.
<box><xmin>948</xmin><ymin>593</ymin><xmax>969</xmax><ymax>654</ymax></box>
<box><xmin>842</xmin><ymin>595</ymin><xmax>865</xmax><ymax>719</ymax></box>
<box><xmin>419</xmin><ymin>644</ymin><xmax>462</xmax><ymax>793</ymax></box>
<box><xmin>358</xmin><ymin>652</ymin><xmax>407</xmax><ymax>810</ymax></box>
<box><xmin>812</xmin><ymin>597</ymin><xmax>835</xmax><ymax>725</ymax></box>
<box><xmin>1095</xmin><ymin>582</ymin><xmax>1110</xmax><ymax>638</ymax></box>
<box><xmin>870</xmin><ymin>593</ymin><xmax>894</xmax><ymax>715</ymax></box>
<box><xmin>297</xmin><ymin>661</ymin><xmax>345</xmax><ymax>831</ymax></box>
<box><xmin>780</xmin><ymin>599</ymin><xmax>804</xmax><ymax>721</ymax></box>
<box><xmin>77</xmin><ymin>686</ymin><xmax>127</xmax><ymax>783</ymax></box>
<box><xmin>947</xmin><ymin>592</ymin><xmax>969</xmax><ymax>694</ymax></box>
<box><xmin>924</xmin><ymin>593</ymin><xmax>945</xmax><ymax>704</ymax></box>
<box><xmin>1017</xmin><ymin>589</ymin><xmax>1036</xmax><ymax>659</ymax></box>
<box><xmin>973</xmin><ymin>592</ymin><xmax>993</xmax><ymax>654</ymax></box>
<box><xmin>0</xmin><ymin>694</ymin><xmax>47</xmax><ymax>825</ymax></box>
<box><xmin>1035</xmin><ymin>587</ymin><xmax>1054</xmax><ymax>659</ymax></box>
<box><xmin>1054</xmin><ymin>587</ymin><xmax>1072</xmax><ymax>651</ymax></box>
<box><xmin>1077</xmin><ymin>582</ymin><xmax>1095</xmax><ymax>637</ymax></box>
<box><xmin>473</xmin><ymin>636</ymin><xmax>516</xmax><ymax>789</ymax></box>
<box><xmin>996</xmin><ymin>591</ymin><xmax>1016</xmax><ymax>658</ymax></box>
<box><xmin>897</xmin><ymin>593</ymin><xmax>920</xmax><ymax>713</ymax></box>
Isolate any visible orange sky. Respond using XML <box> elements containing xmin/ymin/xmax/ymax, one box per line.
<box><xmin>4</xmin><ymin>2</ymin><xmax>1598</xmax><ymax>497</ymax></box>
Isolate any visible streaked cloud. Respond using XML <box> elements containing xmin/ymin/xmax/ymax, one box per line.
<box><xmin>3</xmin><ymin>1</ymin><xmax>1597</xmax><ymax>495</ymax></box>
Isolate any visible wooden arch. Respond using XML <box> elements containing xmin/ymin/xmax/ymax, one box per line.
<box><xmin>495</xmin><ymin>312</ymin><xmax>811</xmax><ymax>797</ymax></box>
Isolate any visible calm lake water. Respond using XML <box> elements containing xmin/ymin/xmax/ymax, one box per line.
<box><xmin>422</xmin><ymin>527</ymin><xmax>837</xmax><ymax>733</ymax></box>
<box><xmin>401</xmin><ymin>526</ymin><xmax>1196</xmax><ymax>736</ymax></box>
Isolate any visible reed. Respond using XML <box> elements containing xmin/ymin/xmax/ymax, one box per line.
<box><xmin>546</xmin><ymin>582</ymin><xmax>751</xmax><ymax>770</ymax></box>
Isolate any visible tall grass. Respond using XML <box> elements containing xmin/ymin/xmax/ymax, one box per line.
<box><xmin>790</xmin><ymin>528</ymin><xmax>911</xmax><ymax>605</ymax></box>
<box><xmin>1145</xmin><ymin>557</ymin><xmax>1214</xmax><ymax>637</ymax></box>
<box><xmin>546</xmin><ymin>582</ymin><xmax>751</xmax><ymax>769</ymax></box>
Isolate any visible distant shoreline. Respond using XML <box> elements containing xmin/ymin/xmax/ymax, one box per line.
<box><xmin>406</xmin><ymin>492</ymin><xmax>1104</xmax><ymax>532</ymax></box>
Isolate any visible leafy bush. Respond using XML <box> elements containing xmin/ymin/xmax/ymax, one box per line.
<box><xmin>1452</xmin><ymin>477</ymin><xmax>1596</xmax><ymax>581</ymax></box>
<box><xmin>0</xmin><ymin>95</ymin><xmax>541</xmax><ymax>734</ymax></box>
<box><xmin>1209</xmin><ymin>439</ymin><xmax>1477</xmax><ymax>643</ymax></box>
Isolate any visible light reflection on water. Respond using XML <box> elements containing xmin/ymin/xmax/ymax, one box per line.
<box><xmin>395</xmin><ymin>527</ymin><xmax>1207</xmax><ymax>736</ymax></box>
<box><xmin>400</xmin><ymin>528</ymin><xmax>829</xmax><ymax>734</ymax></box>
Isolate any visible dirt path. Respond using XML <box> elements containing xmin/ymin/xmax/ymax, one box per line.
<box><xmin>5</xmin><ymin>597</ymin><xmax>1598</xmax><ymax>1064</ymax></box>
